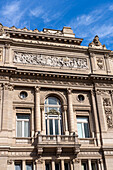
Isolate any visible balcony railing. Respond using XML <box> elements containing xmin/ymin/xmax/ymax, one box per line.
<box><xmin>37</xmin><ymin>134</ymin><xmax>79</xmax><ymax>145</ymax></box>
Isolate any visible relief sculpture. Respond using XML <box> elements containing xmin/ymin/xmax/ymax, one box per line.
<box><xmin>14</xmin><ymin>52</ymin><xmax>88</xmax><ymax>69</ymax></box>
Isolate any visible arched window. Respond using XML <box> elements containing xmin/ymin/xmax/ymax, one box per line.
<box><xmin>45</xmin><ymin>97</ymin><xmax>62</xmax><ymax>135</ymax></box>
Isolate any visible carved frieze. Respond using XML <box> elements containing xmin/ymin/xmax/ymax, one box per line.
<box><xmin>14</xmin><ymin>52</ymin><xmax>88</xmax><ymax>69</ymax></box>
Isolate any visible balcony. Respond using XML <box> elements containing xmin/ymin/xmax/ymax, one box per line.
<box><xmin>36</xmin><ymin>134</ymin><xmax>81</xmax><ymax>155</ymax></box>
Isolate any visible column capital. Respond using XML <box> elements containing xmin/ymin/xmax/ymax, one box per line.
<box><xmin>3</xmin><ymin>83</ymin><xmax>14</xmax><ymax>91</ymax></box>
<box><xmin>90</xmin><ymin>52</ymin><xmax>95</xmax><ymax>58</ymax></box>
<box><xmin>63</xmin><ymin>105</ymin><xmax>67</xmax><ymax>111</ymax></box>
<box><xmin>67</xmin><ymin>88</ymin><xmax>72</xmax><ymax>94</ymax></box>
<box><xmin>104</xmin><ymin>53</ymin><xmax>109</xmax><ymax>58</ymax></box>
<box><xmin>35</xmin><ymin>86</ymin><xmax>40</xmax><ymax>93</ymax></box>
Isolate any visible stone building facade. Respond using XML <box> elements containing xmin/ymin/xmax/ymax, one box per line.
<box><xmin>0</xmin><ymin>23</ymin><xmax>113</xmax><ymax>170</ymax></box>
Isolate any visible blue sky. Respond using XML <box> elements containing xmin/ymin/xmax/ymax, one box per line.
<box><xmin>0</xmin><ymin>0</ymin><xmax>113</xmax><ymax>50</ymax></box>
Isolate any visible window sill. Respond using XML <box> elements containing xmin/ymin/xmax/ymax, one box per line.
<box><xmin>79</xmin><ymin>137</ymin><xmax>97</xmax><ymax>145</ymax></box>
<box><xmin>15</xmin><ymin>137</ymin><xmax>32</xmax><ymax>144</ymax></box>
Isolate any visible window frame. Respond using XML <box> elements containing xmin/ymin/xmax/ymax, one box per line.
<box><xmin>77</xmin><ymin>116</ymin><xmax>90</xmax><ymax>138</ymax></box>
<box><xmin>16</xmin><ymin>113</ymin><xmax>30</xmax><ymax>138</ymax></box>
<box><xmin>45</xmin><ymin>96</ymin><xmax>62</xmax><ymax>135</ymax></box>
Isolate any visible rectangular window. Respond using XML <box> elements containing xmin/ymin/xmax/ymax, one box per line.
<box><xmin>45</xmin><ymin>163</ymin><xmax>51</xmax><ymax>170</ymax></box>
<box><xmin>15</xmin><ymin>162</ymin><xmax>22</xmax><ymax>170</ymax></box>
<box><xmin>55</xmin><ymin>163</ymin><xmax>60</xmax><ymax>170</ymax></box>
<box><xmin>81</xmin><ymin>162</ymin><xmax>88</xmax><ymax>170</ymax></box>
<box><xmin>64</xmin><ymin>163</ymin><xmax>70</xmax><ymax>170</ymax></box>
<box><xmin>26</xmin><ymin>162</ymin><xmax>33</xmax><ymax>170</ymax></box>
<box><xmin>91</xmin><ymin>162</ymin><xmax>98</xmax><ymax>170</ymax></box>
<box><xmin>16</xmin><ymin>114</ymin><xmax>30</xmax><ymax>137</ymax></box>
<box><xmin>77</xmin><ymin>117</ymin><xmax>90</xmax><ymax>138</ymax></box>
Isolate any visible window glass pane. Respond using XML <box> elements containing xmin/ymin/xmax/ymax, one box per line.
<box><xmin>77</xmin><ymin>123</ymin><xmax>83</xmax><ymax>138</ymax></box>
<box><xmin>91</xmin><ymin>162</ymin><xmax>97</xmax><ymax>170</ymax></box>
<box><xmin>45</xmin><ymin>107</ymin><xmax>47</xmax><ymax>113</ymax></box>
<box><xmin>17</xmin><ymin>114</ymin><xmax>29</xmax><ymax>119</ymax></box>
<box><xmin>49</xmin><ymin>119</ymin><xmax>53</xmax><ymax>135</ymax></box>
<box><xmin>48</xmin><ymin>97</ymin><xmax>58</xmax><ymax>105</ymax></box>
<box><xmin>55</xmin><ymin>163</ymin><xmax>60</xmax><ymax>170</ymax></box>
<box><xmin>17</xmin><ymin>121</ymin><xmax>22</xmax><ymax>137</ymax></box>
<box><xmin>45</xmin><ymin>163</ymin><xmax>50</xmax><ymax>170</ymax></box>
<box><xmin>64</xmin><ymin>163</ymin><xmax>69</xmax><ymax>170</ymax></box>
<box><xmin>81</xmin><ymin>163</ymin><xmax>87</xmax><ymax>170</ymax></box>
<box><xmin>84</xmin><ymin>123</ymin><xmax>89</xmax><ymax>138</ymax></box>
<box><xmin>26</xmin><ymin>164</ymin><xmax>32</xmax><ymax>170</ymax></box>
<box><xmin>24</xmin><ymin>121</ymin><xmax>29</xmax><ymax>137</ymax></box>
<box><xmin>46</xmin><ymin>119</ymin><xmax>48</xmax><ymax>135</ymax></box>
<box><xmin>15</xmin><ymin>164</ymin><xmax>21</xmax><ymax>170</ymax></box>
<box><xmin>55</xmin><ymin>119</ymin><xmax>59</xmax><ymax>135</ymax></box>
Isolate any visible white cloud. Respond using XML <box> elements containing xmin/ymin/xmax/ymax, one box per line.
<box><xmin>30</xmin><ymin>6</ymin><xmax>44</xmax><ymax>17</ymax></box>
<box><xmin>0</xmin><ymin>0</ymin><xmax>28</xmax><ymax>27</ymax></box>
<box><xmin>68</xmin><ymin>3</ymin><xmax>113</xmax><ymax>49</ymax></box>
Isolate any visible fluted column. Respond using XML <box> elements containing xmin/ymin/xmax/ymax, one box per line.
<box><xmin>35</xmin><ymin>86</ymin><xmax>41</xmax><ymax>133</ymax></box>
<box><xmin>91</xmin><ymin>90</ymin><xmax>100</xmax><ymax>146</ymax></box>
<box><xmin>104</xmin><ymin>54</ymin><xmax>111</xmax><ymax>73</ymax></box>
<box><xmin>67</xmin><ymin>88</ymin><xmax>75</xmax><ymax>134</ymax></box>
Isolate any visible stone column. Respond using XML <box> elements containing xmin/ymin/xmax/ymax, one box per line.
<box><xmin>91</xmin><ymin>90</ymin><xmax>100</xmax><ymax>146</ymax></box>
<box><xmin>51</xmin><ymin>160</ymin><xmax>55</xmax><ymax>170</ymax></box>
<box><xmin>110</xmin><ymin>90</ymin><xmax>113</xmax><ymax>105</ymax></box>
<box><xmin>104</xmin><ymin>54</ymin><xmax>111</xmax><ymax>73</ymax></box>
<box><xmin>67</xmin><ymin>89</ymin><xmax>75</xmax><ymax>134</ymax></box>
<box><xmin>88</xmin><ymin>159</ymin><xmax>92</xmax><ymax>170</ymax></box>
<box><xmin>73</xmin><ymin>159</ymin><xmax>81</xmax><ymax>170</ymax></box>
<box><xmin>95</xmin><ymin>89</ymin><xmax>108</xmax><ymax>132</ymax></box>
<box><xmin>35</xmin><ymin>87</ymin><xmax>41</xmax><ymax>133</ymax></box>
<box><xmin>61</xmin><ymin>160</ymin><xmax>64</xmax><ymax>170</ymax></box>
<box><xmin>22</xmin><ymin>160</ymin><xmax>26</xmax><ymax>170</ymax></box>
<box><xmin>90</xmin><ymin>53</ymin><xmax>97</xmax><ymax>72</ymax></box>
<box><xmin>41</xmin><ymin>106</ymin><xmax>46</xmax><ymax>134</ymax></box>
<box><xmin>63</xmin><ymin>106</ymin><xmax>69</xmax><ymax>135</ymax></box>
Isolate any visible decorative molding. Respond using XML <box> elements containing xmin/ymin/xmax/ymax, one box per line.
<box><xmin>14</xmin><ymin>52</ymin><xmax>88</xmax><ymax>69</ymax></box>
<box><xmin>3</xmin><ymin>83</ymin><xmax>14</xmax><ymax>91</ymax></box>
<box><xmin>103</xmin><ymin>98</ymin><xmax>111</xmax><ymax>106</ymax></box>
<box><xmin>89</xmin><ymin>35</ymin><xmax>106</xmax><ymax>49</ymax></box>
<box><xmin>97</xmin><ymin>58</ymin><xmax>104</xmax><ymax>69</ymax></box>
<box><xmin>35</xmin><ymin>86</ymin><xmax>40</xmax><ymax>93</ymax></box>
<box><xmin>7</xmin><ymin>160</ymin><xmax>13</xmax><ymax>165</ymax></box>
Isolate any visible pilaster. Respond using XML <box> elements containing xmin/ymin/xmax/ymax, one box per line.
<box><xmin>91</xmin><ymin>90</ymin><xmax>100</xmax><ymax>146</ymax></box>
<box><xmin>104</xmin><ymin>54</ymin><xmax>111</xmax><ymax>73</ymax></box>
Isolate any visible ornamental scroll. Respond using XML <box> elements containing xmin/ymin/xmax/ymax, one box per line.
<box><xmin>14</xmin><ymin>52</ymin><xmax>88</xmax><ymax>69</ymax></box>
